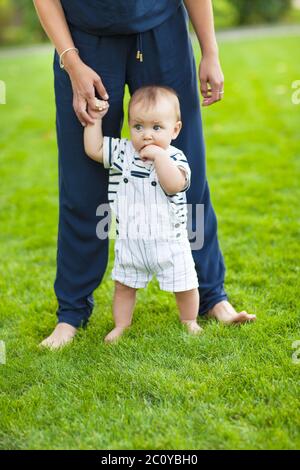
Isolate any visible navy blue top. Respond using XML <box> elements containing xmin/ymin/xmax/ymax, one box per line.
<box><xmin>60</xmin><ymin>0</ymin><xmax>182</xmax><ymax>35</ymax></box>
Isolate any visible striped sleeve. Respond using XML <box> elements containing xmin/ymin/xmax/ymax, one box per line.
<box><xmin>169</xmin><ymin>150</ymin><xmax>191</xmax><ymax>192</ymax></box>
<box><xmin>103</xmin><ymin>136</ymin><xmax>128</xmax><ymax>171</ymax></box>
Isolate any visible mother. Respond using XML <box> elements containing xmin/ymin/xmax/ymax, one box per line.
<box><xmin>33</xmin><ymin>0</ymin><xmax>256</xmax><ymax>348</ymax></box>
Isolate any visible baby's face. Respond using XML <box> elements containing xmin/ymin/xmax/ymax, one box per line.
<box><xmin>129</xmin><ymin>97</ymin><xmax>182</xmax><ymax>153</ymax></box>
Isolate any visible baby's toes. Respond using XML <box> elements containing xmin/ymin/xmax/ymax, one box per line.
<box><xmin>189</xmin><ymin>324</ymin><xmax>203</xmax><ymax>335</ymax></box>
<box><xmin>182</xmin><ymin>321</ymin><xmax>203</xmax><ymax>335</ymax></box>
<box><xmin>104</xmin><ymin>327</ymin><xmax>126</xmax><ymax>343</ymax></box>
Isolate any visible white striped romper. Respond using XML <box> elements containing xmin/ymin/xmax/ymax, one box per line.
<box><xmin>103</xmin><ymin>136</ymin><xmax>199</xmax><ymax>292</ymax></box>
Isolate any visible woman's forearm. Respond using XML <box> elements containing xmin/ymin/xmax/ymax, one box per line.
<box><xmin>33</xmin><ymin>0</ymin><xmax>109</xmax><ymax>125</ymax></box>
<box><xmin>33</xmin><ymin>0</ymin><xmax>81</xmax><ymax>71</ymax></box>
<box><xmin>183</xmin><ymin>0</ymin><xmax>218</xmax><ymax>57</ymax></box>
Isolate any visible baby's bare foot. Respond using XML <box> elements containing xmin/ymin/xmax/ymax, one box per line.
<box><xmin>181</xmin><ymin>320</ymin><xmax>203</xmax><ymax>335</ymax></box>
<box><xmin>104</xmin><ymin>326</ymin><xmax>129</xmax><ymax>343</ymax></box>
<box><xmin>39</xmin><ymin>323</ymin><xmax>77</xmax><ymax>350</ymax></box>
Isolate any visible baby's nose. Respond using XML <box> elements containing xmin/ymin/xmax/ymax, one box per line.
<box><xmin>144</xmin><ymin>131</ymin><xmax>152</xmax><ymax>139</ymax></box>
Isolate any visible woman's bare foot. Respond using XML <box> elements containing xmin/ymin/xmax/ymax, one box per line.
<box><xmin>104</xmin><ymin>326</ymin><xmax>129</xmax><ymax>343</ymax></box>
<box><xmin>39</xmin><ymin>323</ymin><xmax>77</xmax><ymax>350</ymax></box>
<box><xmin>208</xmin><ymin>300</ymin><xmax>256</xmax><ymax>325</ymax></box>
<box><xmin>181</xmin><ymin>320</ymin><xmax>204</xmax><ymax>335</ymax></box>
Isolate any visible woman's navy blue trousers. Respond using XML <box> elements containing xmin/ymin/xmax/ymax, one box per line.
<box><xmin>53</xmin><ymin>5</ymin><xmax>228</xmax><ymax>327</ymax></box>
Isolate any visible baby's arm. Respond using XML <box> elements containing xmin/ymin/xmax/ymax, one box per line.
<box><xmin>83</xmin><ymin>99</ymin><xmax>109</xmax><ymax>163</ymax></box>
<box><xmin>155</xmin><ymin>152</ymin><xmax>187</xmax><ymax>195</ymax></box>
<box><xmin>140</xmin><ymin>145</ymin><xmax>187</xmax><ymax>195</ymax></box>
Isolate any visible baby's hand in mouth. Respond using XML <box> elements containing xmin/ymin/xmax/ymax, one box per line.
<box><xmin>139</xmin><ymin>144</ymin><xmax>162</xmax><ymax>162</ymax></box>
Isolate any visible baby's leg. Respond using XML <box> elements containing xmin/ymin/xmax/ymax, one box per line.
<box><xmin>175</xmin><ymin>288</ymin><xmax>203</xmax><ymax>335</ymax></box>
<box><xmin>104</xmin><ymin>281</ymin><xmax>137</xmax><ymax>343</ymax></box>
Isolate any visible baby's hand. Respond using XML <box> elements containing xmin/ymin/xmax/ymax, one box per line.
<box><xmin>88</xmin><ymin>98</ymin><xmax>109</xmax><ymax>120</ymax></box>
<box><xmin>139</xmin><ymin>144</ymin><xmax>166</xmax><ymax>162</ymax></box>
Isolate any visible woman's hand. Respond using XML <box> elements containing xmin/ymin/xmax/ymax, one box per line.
<box><xmin>65</xmin><ymin>57</ymin><xmax>109</xmax><ymax>126</ymax></box>
<box><xmin>199</xmin><ymin>54</ymin><xmax>224</xmax><ymax>106</ymax></box>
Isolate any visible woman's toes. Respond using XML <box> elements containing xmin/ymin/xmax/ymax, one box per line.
<box><xmin>232</xmin><ymin>311</ymin><xmax>256</xmax><ymax>323</ymax></box>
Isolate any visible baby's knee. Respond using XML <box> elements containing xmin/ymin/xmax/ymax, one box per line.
<box><xmin>114</xmin><ymin>281</ymin><xmax>137</xmax><ymax>295</ymax></box>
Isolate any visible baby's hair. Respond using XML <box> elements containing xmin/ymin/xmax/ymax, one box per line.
<box><xmin>128</xmin><ymin>85</ymin><xmax>181</xmax><ymax>122</ymax></box>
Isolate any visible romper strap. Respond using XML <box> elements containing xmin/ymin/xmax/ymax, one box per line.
<box><xmin>149</xmin><ymin>164</ymin><xmax>158</xmax><ymax>184</ymax></box>
<box><xmin>122</xmin><ymin>146</ymin><xmax>131</xmax><ymax>178</ymax></box>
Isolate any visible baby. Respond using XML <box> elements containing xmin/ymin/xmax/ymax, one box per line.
<box><xmin>84</xmin><ymin>85</ymin><xmax>202</xmax><ymax>342</ymax></box>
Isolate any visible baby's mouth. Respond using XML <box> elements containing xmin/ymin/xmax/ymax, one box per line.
<box><xmin>140</xmin><ymin>143</ymin><xmax>152</xmax><ymax>151</ymax></box>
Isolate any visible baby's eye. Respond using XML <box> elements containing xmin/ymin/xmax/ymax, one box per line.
<box><xmin>153</xmin><ymin>125</ymin><xmax>161</xmax><ymax>131</ymax></box>
<box><xmin>134</xmin><ymin>124</ymin><xmax>142</xmax><ymax>131</ymax></box>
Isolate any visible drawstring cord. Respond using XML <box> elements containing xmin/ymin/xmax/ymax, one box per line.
<box><xmin>136</xmin><ymin>33</ymin><xmax>143</xmax><ymax>62</ymax></box>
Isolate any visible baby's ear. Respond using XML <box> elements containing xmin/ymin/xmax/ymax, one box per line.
<box><xmin>173</xmin><ymin>120</ymin><xmax>182</xmax><ymax>139</ymax></box>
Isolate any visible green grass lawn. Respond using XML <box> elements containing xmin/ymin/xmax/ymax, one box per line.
<box><xmin>0</xmin><ymin>34</ymin><xmax>299</xmax><ymax>450</ymax></box>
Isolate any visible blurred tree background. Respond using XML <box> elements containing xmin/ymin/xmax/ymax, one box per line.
<box><xmin>0</xmin><ymin>0</ymin><xmax>299</xmax><ymax>46</ymax></box>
